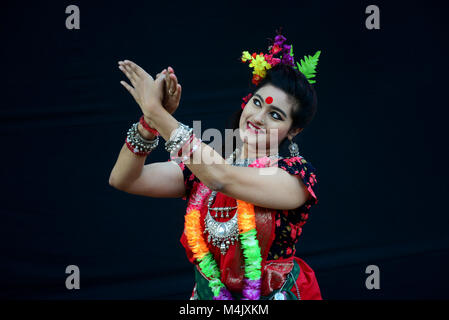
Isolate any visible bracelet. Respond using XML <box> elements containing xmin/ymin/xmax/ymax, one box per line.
<box><xmin>168</xmin><ymin>128</ymin><xmax>193</xmax><ymax>156</ymax></box>
<box><xmin>177</xmin><ymin>134</ymin><xmax>195</xmax><ymax>156</ymax></box>
<box><xmin>125</xmin><ymin>122</ymin><xmax>159</xmax><ymax>156</ymax></box>
<box><xmin>139</xmin><ymin>115</ymin><xmax>160</xmax><ymax>136</ymax></box>
<box><xmin>170</xmin><ymin>134</ymin><xmax>202</xmax><ymax>164</ymax></box>
<box><xmin>164</xmin><ymin>122</ymin><xmax>193</xmax><ymax>153</ymax></box>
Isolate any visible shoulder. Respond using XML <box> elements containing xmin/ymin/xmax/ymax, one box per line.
<box><xmin>276</xmin><ymin>155</ymin><xmax>318</xmax><ymax>206</ymax></box>
<box><xmin>277</xmin><ymin>156</ymin><xmax>316</xmax><ymax>176</ymax></box>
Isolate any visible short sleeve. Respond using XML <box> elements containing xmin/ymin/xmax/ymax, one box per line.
<box><xmin>277</xmin><ymin>156</ymin><xmax>318</xmax><ymax>207</ymax></box>
<box><xmin>168</xmin><ymin>159</ymin><xmax>198</xmax><ymax>200</ymax></box>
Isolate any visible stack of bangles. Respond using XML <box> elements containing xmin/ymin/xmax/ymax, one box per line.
<box><xmin>164</xmin><ymin>122</ymin><xmax>202</xmax><ymax>164</ymax></box>
<box><xmin>125</xmin><ymin>116</ymin><xmax>202</xmax><ymax>163</ymax></box>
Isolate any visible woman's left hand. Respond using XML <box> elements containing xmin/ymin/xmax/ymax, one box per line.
<box><xmin>118</xmin><ymin>60</ymin><xmax>164</xmax><ymax>117</ymax></box>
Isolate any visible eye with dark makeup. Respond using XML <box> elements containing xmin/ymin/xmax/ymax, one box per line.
<box><xmin>252</xmin><ymin>98</ymin><xmax>283</xmax><ymax>121</ymax></box>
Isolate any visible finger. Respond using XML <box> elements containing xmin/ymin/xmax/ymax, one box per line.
<box><xmin>122</xmin><ymin>62</ymin><xmax>139</xmax><ymax>83</ymax></box>
<box><xmin>155</xmin><ymin>75</ymin><xmax>165</xmax><ymax>85</ymax></box>
<box><xmin>168</xmin><ymin>83</ymin><xmax>181</xmax><ymax>100</ymax></box>
<box><xmin>156</xmin><ymin>68</ymin><xmax>167</xmax><ymax>79</ymax></box>
<box><xmin>176</xmin><ymin>84</ymin><xmax>182</xmax><ymax>98</ymax></box>
<box><xmin>164</xmin><ymin>70</ymin><xmax>171</xmax><ymax>93</ymax></box>
<box><xmin>119</xmin><ymin>80</ymin><xmax>136</xmax><ymax>98</ymax></box>
<box><xmin>169</xmin><ymin>73</ymin><xmax>178</xmax><ymax>94</ymax></box>
<box><xmin>118</xmin><ymin>61</ymin><xmax>136</xmax><ymax>80</ymax></box>
<box><xmin>118</xmin><ymin>64</ymin><xmax>137</xmax><ymax>86</ymax></box>
<box><xmin>124</xmin><ymin>60</ymin><xmax>151</xmax><ymax>80</ymax></box>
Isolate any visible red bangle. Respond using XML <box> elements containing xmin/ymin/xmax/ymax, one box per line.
<box><xmin>125</xmin><ymin>138</ymin><xmax>151</xmax><ymax>157</ymax></box>
<box><xmin>139</xmin><ymin>115</ymin><xmax>160</xmax><ymax>136</ymax></box>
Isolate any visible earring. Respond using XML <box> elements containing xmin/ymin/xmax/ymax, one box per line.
<box><xmin>288</xmin><ymin>139</ymin><xmax>300</xmax><ymax>157</ymax></box>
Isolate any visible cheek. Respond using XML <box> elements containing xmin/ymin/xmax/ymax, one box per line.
<box><xmin>239</xmin><ymin>108</ymin><xmax>252</xmax><ymax>123</ymax></box>
<box><xmin>266</xmin><ymin>124</ymin><xmax>290</xmax><ymax>140</ymax></box>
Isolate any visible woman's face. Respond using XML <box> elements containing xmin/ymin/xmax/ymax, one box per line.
<box><xmin>238</xmin><ymin>84</ymin><xmax>301</xmax><ymax>152</ymax></box>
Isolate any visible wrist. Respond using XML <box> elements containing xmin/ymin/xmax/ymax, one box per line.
<box><xmin>143</xmin><ymin>102</ymin><xmax>164</xmax><ymax>119</ymax></box>
<box><xmin>143</xmin><ymin>114</ymin><xmax>154</xmax><ymax>127</ymax></box>
<box><xmin>145</xmin><ymin>106</ymin><xmax>168</xmax><ymax>130</ymax></box>
<box><xmin>137</xmin><ymin>123</ymin><xmax>157</xmax><ymax>140</ymax></box>
<box><xmin>140</xmin><ymin>115</ymin><xmax>160</xmax><ymax>136</ymax></box>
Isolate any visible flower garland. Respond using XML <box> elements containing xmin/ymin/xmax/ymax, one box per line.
<box><xmin>184</xmin><ymin>158</ymin><xmax>269</xmax><ymax>299</ymax></box>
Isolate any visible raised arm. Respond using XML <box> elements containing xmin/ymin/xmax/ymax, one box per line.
<box><xmin>116</xmin><ymin>60</ymin><xmax>311</xmax><ymax>209</ymax></box>
<box><xmin>108</xmin><ymin>64</ymin><xmax>185</xmax><ymax>198</ymax></box>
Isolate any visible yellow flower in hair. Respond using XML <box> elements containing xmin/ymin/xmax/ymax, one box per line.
<box><xmin>252</xmin><ymin>68</ymin><xmax>266</xmax><ymax>78</ymax></box>
<box><xmin>249</xmin><ymin>54</ymin><xmax>271</xmax><ymax>77</ymax></box>
<box><xmin>241</xmin><ymin>51</ymin><xmax>252</xmax><ymax>62</ymax></box>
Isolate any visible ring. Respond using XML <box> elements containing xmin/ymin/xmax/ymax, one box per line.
<box><xmin>168</xmin><ymin>89</ymin><xmax>175</xmax><ymax>96</ymax></box>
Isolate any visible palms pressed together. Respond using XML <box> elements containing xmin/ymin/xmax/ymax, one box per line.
<box><xmin>118</xmin><ymin>60</ymin><xmax>182</xmax><ymax>116</ymax></box>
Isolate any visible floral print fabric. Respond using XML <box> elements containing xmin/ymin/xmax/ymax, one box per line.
<box><xmin>268</xmin><ymin>156</ymin><xmax>318</xmax><ymax>259</ymax></box>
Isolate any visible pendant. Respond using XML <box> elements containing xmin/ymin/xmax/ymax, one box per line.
<box><xmin>204</xmin><ymin>209</ymin><xmax>239</xmax><ymax>255</ymax></box>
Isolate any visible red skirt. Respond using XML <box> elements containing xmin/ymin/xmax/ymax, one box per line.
<box><xmin>291</xmin><ymin>256</ymin><xmax>322</xmax><ymax>300</ymax></box>
<box><xmin>190</xmin><ymin>256</ymin><xmax>322</xmax><ymax>300</ymax></box>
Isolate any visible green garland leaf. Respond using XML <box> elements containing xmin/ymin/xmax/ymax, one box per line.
<box><xmin>296</xmin><ymin>50</ymin><xmax>321</xmax><ymax>84</ymax></box>
<box><xmin>240</xmin><ymin>229</ymin><xmax>262</xmax><ymax>280</ymax></box>
<box><xmin>199</xmin><ymin>252</ymin><xmax>221</xmax><ymax>279</ymax></box>
<box><xmin>209</xmin><ymin>279</ymin><xmax>225</xmax><ymax>297</ymax></box>
<box><xmin>199</xmin><ymin>252</ymin><xmax>225</xmax><ymax>297</ymax></box>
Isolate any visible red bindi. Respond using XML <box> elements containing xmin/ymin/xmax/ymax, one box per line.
<box><xmin>265</xmin><ymin>96</ymin><xmax>273</xmax><ymax>104</ymax></box>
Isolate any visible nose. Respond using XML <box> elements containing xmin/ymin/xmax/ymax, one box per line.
<box><xmin>252</xmin><ymin>110</ymin><xmax>265</xmax><ymax>126</ymax></box>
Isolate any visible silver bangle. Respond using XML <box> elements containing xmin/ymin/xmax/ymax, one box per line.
<box><xmin>126</xmin><ymin>122</ymin><xmax>159</xmax><ymax>153</ymax></box>
<box><xmin>170</xmin><ymin>136</ymin><xmax>202</xmax><ymax>164</ymax></box>
<box><xmin>164</xmin><ymin>122</ymin><xmax>193</xmax><ymax>153</ymax></box>
<box><xmin>168</xmin><ymin>129</ymin><xmax>193</xmax><ymax>156</ymax></box>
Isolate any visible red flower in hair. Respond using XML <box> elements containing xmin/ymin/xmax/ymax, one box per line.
<box><xmin>271</xmin><ymin>44</ymin><xmax>282</xmax><ymax>55</ymax></box>
<box><xmin>241</xmin><ymin>93</ymin><xmax>253</xmax><ymax>109</ymax></box>
<box><xmin>252</xmin><ymin>74</ymin><xmax>262</xmax><ymax>85</ymax></box>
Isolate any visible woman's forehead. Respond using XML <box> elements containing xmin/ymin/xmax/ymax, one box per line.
<box><xmin>256</xmin><ymin>85</ymin><xmax>293</xmax><ymax>112</ymax></box>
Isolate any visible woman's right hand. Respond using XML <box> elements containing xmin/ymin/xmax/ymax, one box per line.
<box><xmin>156</xmin><ymin>66</ymin><xmax>182</xmax><ymax>115</ymax></box>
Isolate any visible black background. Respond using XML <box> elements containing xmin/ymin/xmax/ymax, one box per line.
<box><xmin>1</xmin><ymin>0</ymin><xmax>448</xmax><ymax>299</ymax></box>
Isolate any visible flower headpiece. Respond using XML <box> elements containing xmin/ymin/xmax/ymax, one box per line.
<box><xmin>240</xmin><ymin>30</ymin><xmax>321</xmax><ymax>86</ymax></box>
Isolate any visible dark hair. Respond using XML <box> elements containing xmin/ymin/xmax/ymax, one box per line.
<box><xmin>229</xmin><ymin>63</ymin><xmax>318</xmax><ymax>133</ymax></box>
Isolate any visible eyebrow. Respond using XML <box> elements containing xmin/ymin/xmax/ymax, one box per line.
<box><xmin>254</xmin><ymin>93</ymin><xmax>288</xmax><ymax>118</ymax></box>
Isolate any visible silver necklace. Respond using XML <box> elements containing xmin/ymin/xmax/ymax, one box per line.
<box><xmin>204</xmin><ymin>210</ymin><xmax>239</xmax><ymax>255</ymax></box>
<box><xmin>203</xmin><ymin>149</ymin><xmax>279</xmax><ymax>255</ymax></box>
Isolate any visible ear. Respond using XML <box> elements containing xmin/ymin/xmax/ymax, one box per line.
<box><xmin>287</xmin><ymin>127</ymin><xmax>303</xmax><ymax>140</ymax></box>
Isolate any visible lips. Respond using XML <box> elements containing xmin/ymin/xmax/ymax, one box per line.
<box><xmin>246</xmin><ymin>121</ymin><xmax>264</xmax><ymax>134</ymax></box>
<box><xmin>248</xmin><ymin>121</ymin><xmax>260</xmax><ymax>129</ymax></box>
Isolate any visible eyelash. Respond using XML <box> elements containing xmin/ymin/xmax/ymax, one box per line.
<box><xmin>253</xmin><ymin>98</ymin><xmax>283</xmax><ymax>120</ymax></box>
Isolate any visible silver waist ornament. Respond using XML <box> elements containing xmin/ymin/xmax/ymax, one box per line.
<box><xmin>203</xmin><ymin>149</ymin><xmax>280</xmax><ymax>255</ymax></box>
